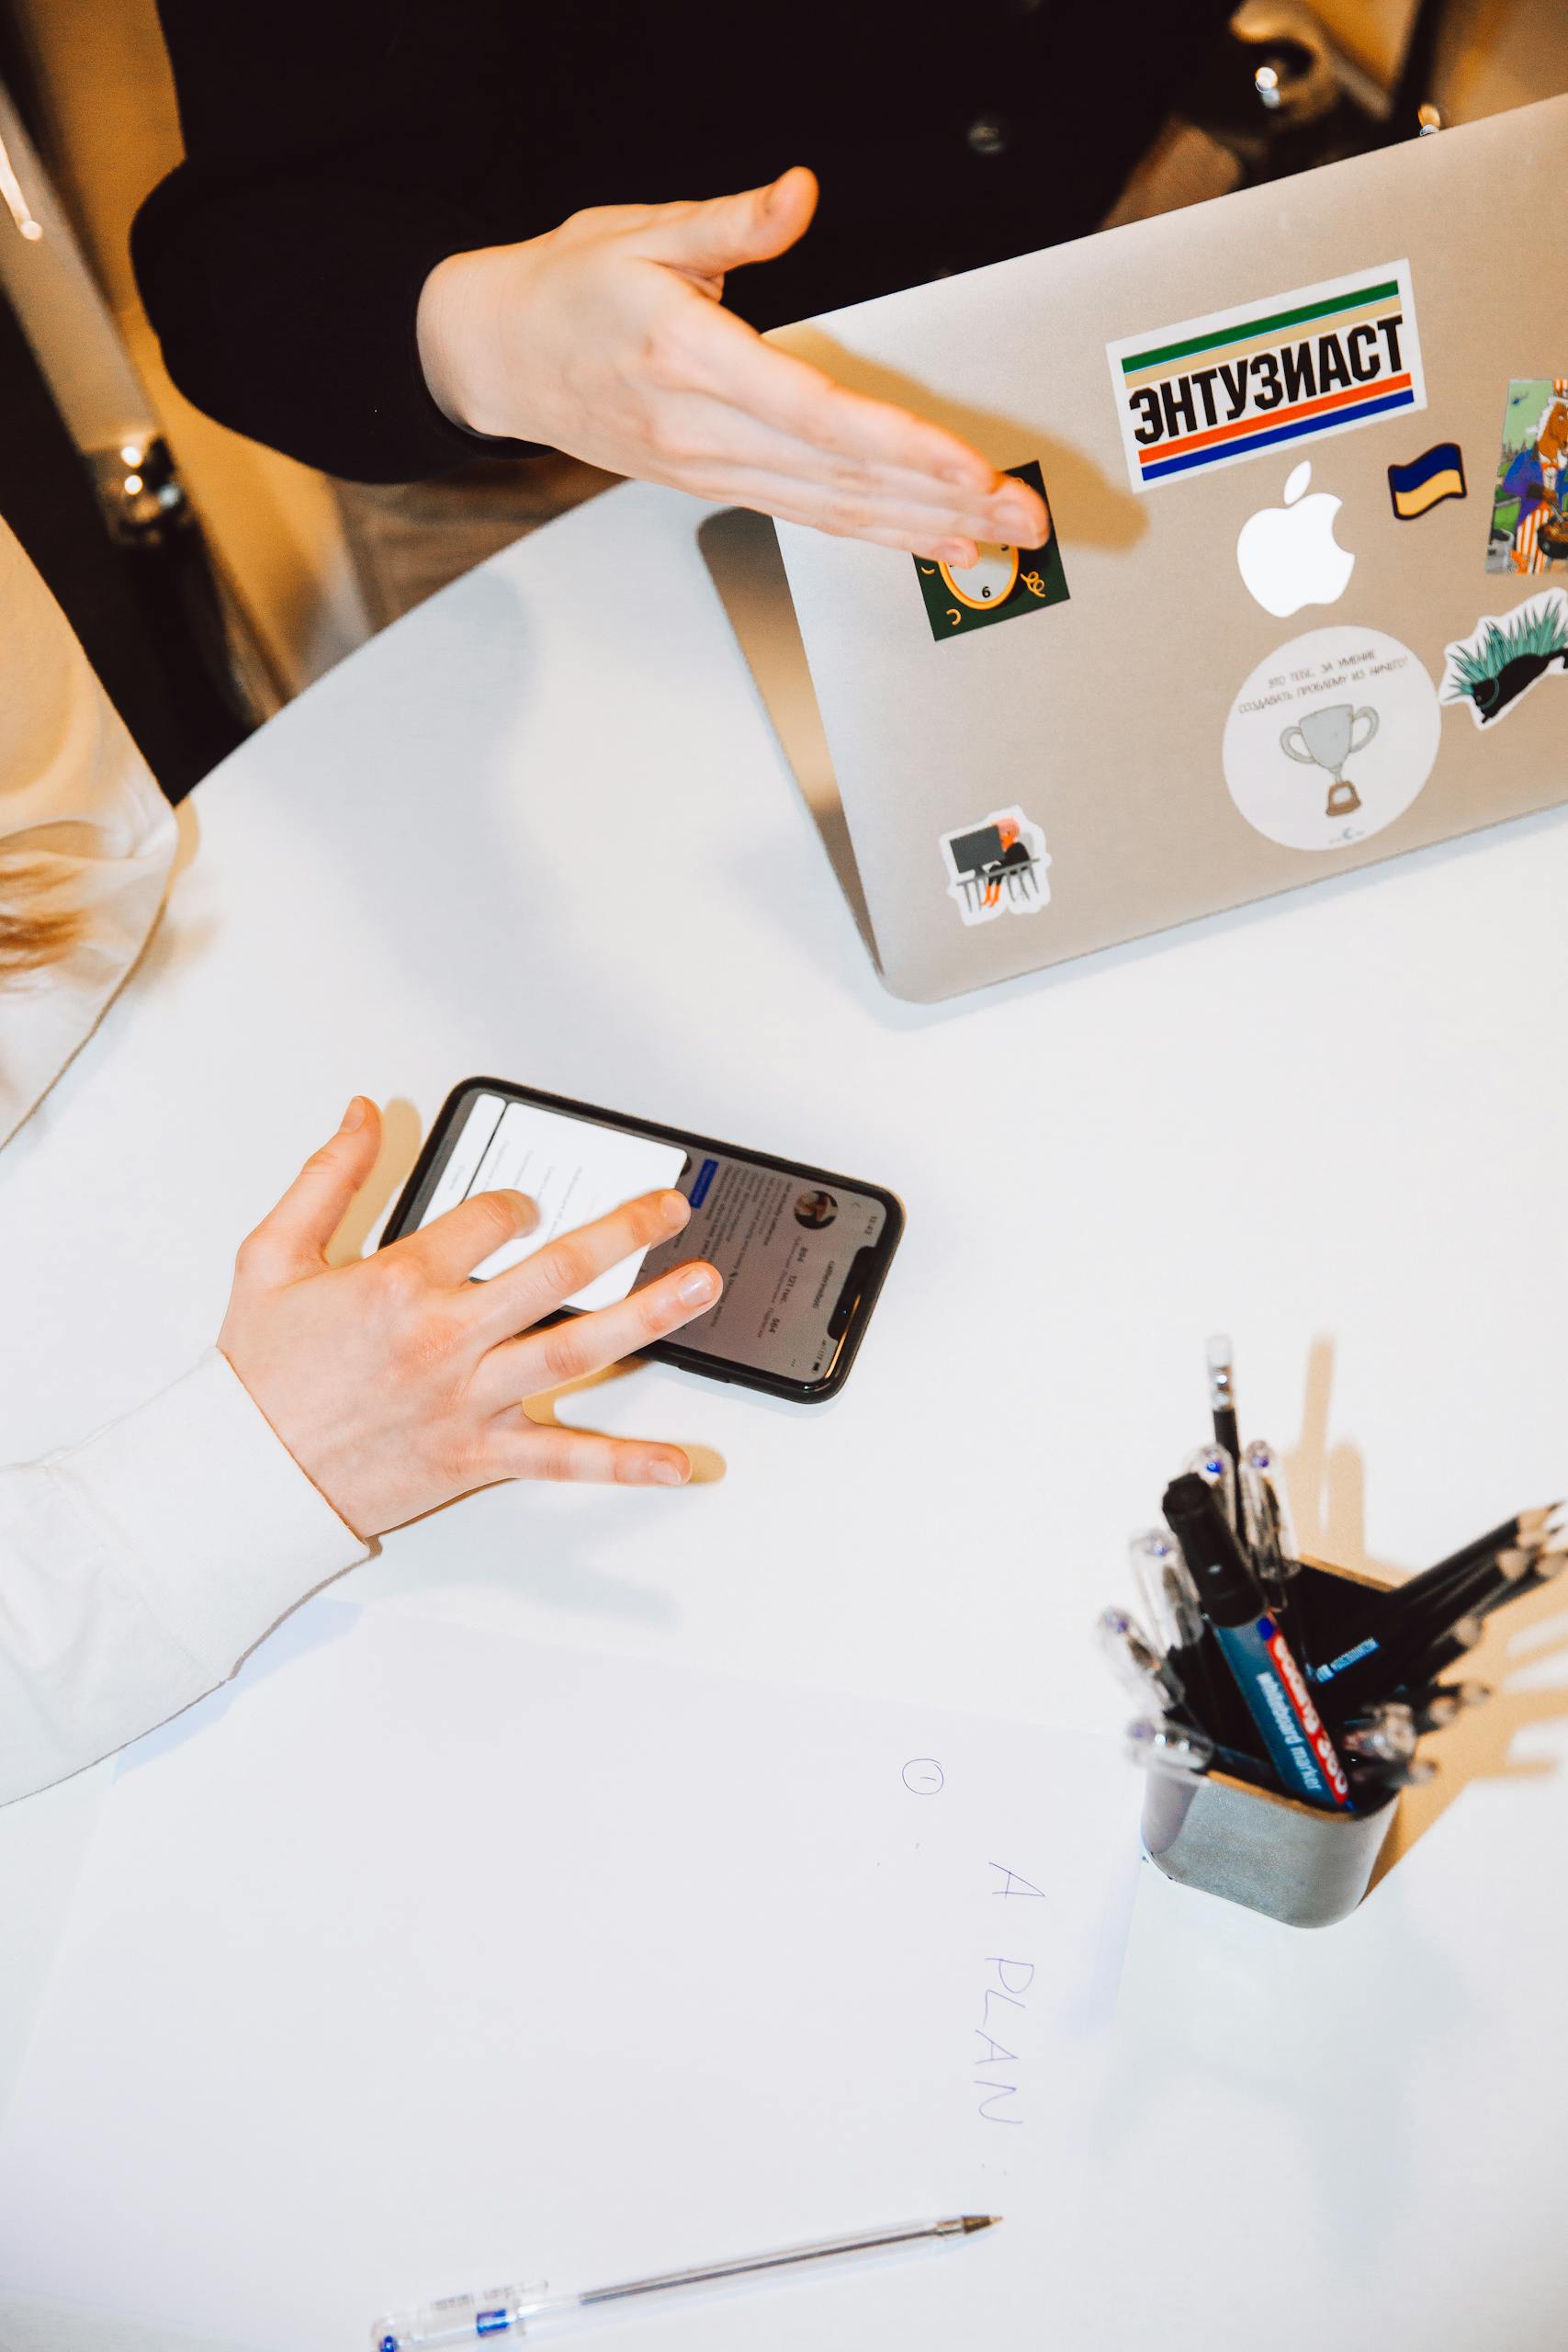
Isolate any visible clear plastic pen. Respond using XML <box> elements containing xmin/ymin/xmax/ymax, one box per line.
<box><xmin>1186</xmin><ymin>1441</ymin><xmax>1237</xmax><ymax>1531</ymax></box>
<box><xmin>1239</xmin><ymin>1439</ymin><xmax>1304</xmax><ymax>1651</ymax></box>
<box><xmin>1096</xmin><ymin>1603</ymin><xmax>1187</xmax><ymax>1714</ymax></box>
<box><xmin>1129</xmin><ymin>1530</ymin><xmax>1226</xmax><ymax>1732</ymax></box>
<box><xmin>373</xmin><ymin>2217</ymin><xmax>1001</xmax><ymax>2349</ymax></box>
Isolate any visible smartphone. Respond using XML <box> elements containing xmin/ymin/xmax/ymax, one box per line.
<box><xmin>382</xmin><ymin>1079</ymin><xmax>905</xmax><ymax>1402</ymax></box>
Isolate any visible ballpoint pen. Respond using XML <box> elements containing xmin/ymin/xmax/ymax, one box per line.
<box><xmin>1239</xmin><ymin>1438</ymin><xmax>1306</xmax><ymax>1658</ymax></box>
<box><xmin>374</xmin><ymin>2218</ymin><xmax>1003</xmax><ymax>2350</ymax></box>
<box><xmin>1348</xmin><ymin>1755</ymin><xmax>1437</xmax><ymax>1801</ymax></box>
<box><xmin>1187</xmin><ymin>1442</ymin><xmax>1237</xmax><ymax>1531</ymax></box>
<box><xmin>1339</xmin><ymin>1702</ymin><xmax>1417</xmax><ymax>1765</ymax></box>
<box><xmin>1128</xmin><ymin>1530</ymin><xmax>1235</xmax><ymax>1739</ymax></box>
<box><xmin>1096</xmin><ymin>1604</ymin><xmax>1189</xmax><ymax>1716</ymax></box>
<box><xmin>1124</xmin><ymin>1717</ymin><xmax>1262</xmax><ymax>1782</ymax></box>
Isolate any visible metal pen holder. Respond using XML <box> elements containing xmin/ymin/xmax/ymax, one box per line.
<box><xmin>1140</xmin><ymin>1558</ymin><xmax>1400</xmax><ymax>1928</ymax></box>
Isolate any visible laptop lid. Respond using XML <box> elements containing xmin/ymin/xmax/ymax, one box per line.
<box><xmin>769</xmin><ymin>95</ymin><xmax>1568</xmax><ymax>1001</ymax></box>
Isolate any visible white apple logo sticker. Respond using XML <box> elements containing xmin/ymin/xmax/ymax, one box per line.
<box><xmin>1235</xmin><ymin>460</ymin><xmax>1356</xmax><ymax>618</ymax></box>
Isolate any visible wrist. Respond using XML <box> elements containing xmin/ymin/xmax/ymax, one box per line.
<box><xmin>416</xmin><ymin>245</ymin><xmax>515</xmax><ymax>439</ymax></box>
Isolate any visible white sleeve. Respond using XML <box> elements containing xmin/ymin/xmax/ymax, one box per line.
<box><xmin>0</xmin><ymin>1351</ymin><xmax>371</xmax><ymax>1804</ymax></box>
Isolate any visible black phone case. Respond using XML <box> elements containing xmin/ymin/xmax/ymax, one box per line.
<box><xmin>381</xmin><ymin>1078</ymin><xmax>905</xmax><ymax>1403</ymax></box>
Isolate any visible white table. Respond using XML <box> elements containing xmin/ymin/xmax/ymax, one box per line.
<box><xmin>4</xmin><ymin>484</ymin><xmax>1568</xmax><ymax>2349</ymax></box>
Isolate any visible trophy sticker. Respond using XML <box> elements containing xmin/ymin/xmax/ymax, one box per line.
<box><xmin>1441</xmin><ymin>589</ymin><xmax>1568</xmax><ymax>729</ymax></box>
<box><xmin>1484</xmin><ymin>379</ymin><xmax>1568</xmax><ymax>576</ymax></box>
<box><xmin>1223</xmin><ymin>626</ymin><xmax>1440</xmax><ymax>852</ymax></box>
<box><xmin>1387</xmin><ymin>440</ymin><xmax>1467</xmax><ymax>522</ymax></box>
<box><xmin>912</xmin><ymin>459</ymin><xmax>1069</xmax><ymax>643</ymax></box>
<box><xmin>939</xmin><ymin>806</ymin><xmax>1051</xmax><ymax>926</ymax></box>
<box><xmin>1106</xmin><ymin>260</ymin><xmax>1426</xmax><ymax>496</ymax></box>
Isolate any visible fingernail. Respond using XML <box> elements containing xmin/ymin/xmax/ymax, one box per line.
<box><xmin>678</xmin><ymin>1265</ymin><xmax>719</xmax><ymax>1306</ymax></box>
<box><xmin>340</xmin><ymin>1098</ymin><xmax>368</xmax><ymax>1132</ymax></box>
<box><xmin>649</xmin><ymin>1454</ymin><xmax>690</xmax><ymax>1486</ymax></box>
<box><xmin>940</xmin><ymin>540</ymin><xmax>976</xmax><ymax>566</ymax></box>
<box><xmin>661</xmin><ymin>1190</ymin><xmax>693</xmax><ymax>1229</ymax></box>
<box><xmin>502</xmin><ymin>1188</ymin><xmax>539</xmax><ymax>1229</ymax></box>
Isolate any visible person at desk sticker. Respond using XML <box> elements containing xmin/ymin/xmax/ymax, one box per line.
<box><xmin>0</xmin><ymin>521</ymin><xmax>722</xmax><ymax>1807</ymax></box>
<box><xmin>132</xmin><ymin>0</ymin><xmax>1230</xmax><ymax>570</ymax></box>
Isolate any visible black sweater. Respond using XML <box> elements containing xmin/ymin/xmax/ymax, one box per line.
<box><xmin>133</xmin><ymin>0</ymin><xmax>1231</xmax><ymax>482</ymax></box>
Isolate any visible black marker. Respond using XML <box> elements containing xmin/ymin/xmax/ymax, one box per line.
<box><xmin>1164</xmin><ymin>1474</ymin><xmax>1352</xmax><ymax>1811</ymax></box>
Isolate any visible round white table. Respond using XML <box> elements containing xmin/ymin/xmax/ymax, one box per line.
<box><xmin>4</xmin><ymin>482</ymin><xmax>1568</xmax><ymax>2349</ymax></box>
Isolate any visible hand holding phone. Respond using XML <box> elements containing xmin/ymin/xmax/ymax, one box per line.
<box><xmin>219</xmin><ymin>1099</ymin><xmax>723</xmax><ymax>1537</ymax></box>
<box><xmin>385</xmin><ymin>1080</ymin><xmax>904</xmax><ymax>1401</ymax></box>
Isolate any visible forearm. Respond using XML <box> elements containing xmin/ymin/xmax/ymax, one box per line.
<box><xmin>138</xmin><ymin>0</ymin><xmax>545</xmax><ymax>479</ymax></box>
<box><xmin>0</xmin><ymin>1351</ymin><xmax>368</xmax><ymax>1804</ymax></box>
<box><xmin>133</xmin><ymin>171</ymin><xmax>544</xmax><ymax>481</ymax></box>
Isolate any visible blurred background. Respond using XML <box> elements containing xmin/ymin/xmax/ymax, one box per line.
<box><xmin>0</xmin><ymin>0</ymin><xmax>1561</xmax><ymax>797</ymax></box>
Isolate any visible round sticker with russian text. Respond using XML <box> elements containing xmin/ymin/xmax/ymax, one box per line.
<box><xmin>1223</xmin><ymin>626</ymin><xmax>1440</xmax><ymax>852</ymax></box>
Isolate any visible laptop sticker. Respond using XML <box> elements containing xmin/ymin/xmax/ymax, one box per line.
<box><xmin>1107</xmin><ymin>262</ymin><xmax>1426</xmax><ymax>495</ymax></box>
<box><xmin>1223</xmin><ymin>626</ymin><xmax>1440</xmax><ymax>851</ymax></box>
<box><xmin>1236</xmin><ymin>461</ymin><xmax>1354</xmax><ymax>616</ymax></box>
<box><xmin>1387</xmin><ymin>441</ymin><xmax>1467</xmax><ymax>522</ymax></box>
<box><xmin>939</xmin><ymin>807</ymin><xmax>1051</xmax><ymax>924</ymax></box>
<box><xmin>1441</xmin><ymin>590</ymin><xmax>1568</xmax><ymax>729</ymax></box>
<box><xmin>1483</xmin><ymin>380</ymin><xmax>1568</xmax><ymax>575</ymax></box>
<box><xmin>912</xmin><ymin>460</ymin><xmax>1068</xmax><ymax>641</ymax></box>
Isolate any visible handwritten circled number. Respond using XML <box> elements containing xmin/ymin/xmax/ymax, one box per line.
<box><xmin>902</xmin><ymin>1758</ymin><xmax>945</xmax><ymax>1795</ymax></box>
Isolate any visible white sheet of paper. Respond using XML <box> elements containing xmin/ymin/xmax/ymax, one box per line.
<box><xmin>0</xmin><ymin>1605</ymin><xmax>1135</xmax><ymax>2352</ymax></box>
<box><xmin>416</xmin><ymin>1094</ymin><xmax>685</xmax><ymax>1309</ymax></box>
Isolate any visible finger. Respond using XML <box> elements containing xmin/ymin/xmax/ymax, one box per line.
<box><xmin>693</xmin><ymin>308</ymin><xmax>1032</xmax><ymax>514</ymax></box>
<box><xmin>237</xmin><ymin>1099</ymin><xmax>383</xmax><ymax>1281</ymax></box>
<box><xmin>465</xmin><ymin>1187</ymin><xmax>692</xmax><ymax>1340</ymax></box>
<box><xmin>637</xmin><ymin>165</ymin><xmax>818</xmax><ymax>279</ymax></box>
<box><xmin>389</xmin><ymin>1187</ymin><xmax>540</xmax><ymax>1285</ymax></box>
<box><xmin>470</xmin><ymin>1259</ymin><xmax>722</xmax><ymax>1408</ymax></box>
<box><xmin>677</xmin><ymin>460</ymin><xmax>991</xmax><ymax>560</ymax></box>
<box><xmin>633</xmin><ymin>389</ymin><xmax>1032</xmax><ymax>545</ymax></box>
<box><xmin>480</xmin><ymin>1422</ymin><xmax>694</xmax><ymax>1488</ymax></box>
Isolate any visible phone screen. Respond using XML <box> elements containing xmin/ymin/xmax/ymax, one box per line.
<box><xmin>409</xmin><ymin>1091</ymin><xmax>890</xmax><ymax>1385</ymax></box>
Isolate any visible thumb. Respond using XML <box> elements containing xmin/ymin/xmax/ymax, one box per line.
<box><xmin>242</xmin><ymin>1098</ymin><xmax>383</xmax><ymax>1280</ymax></box>
<box><xmin>641</xmin><ymin>165</ymin><xmax>818</xmax><ymax>280</ymax></box>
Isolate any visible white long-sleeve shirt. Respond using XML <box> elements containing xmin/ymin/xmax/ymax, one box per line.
<box><xmin>0</xmin><ymin>518</ymin><xmax>367</xmax><ymax>1804</ymax></box>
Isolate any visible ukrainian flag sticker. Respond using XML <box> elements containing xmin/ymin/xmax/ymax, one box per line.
<box><xmin>1387</xmin><ymin>442</ymin><xmax>1467</xmax><ymax>521</ymax></box>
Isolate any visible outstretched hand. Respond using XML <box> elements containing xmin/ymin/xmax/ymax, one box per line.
<box><xmin>415</xmin><ymin>166</ymin><xmax>1048</xmax><ymax>565</ymax></box>
<box><xmin>220</xmin><ymin>1100</ymin><xmax>721</xmax><ymax>1538</ymax></box>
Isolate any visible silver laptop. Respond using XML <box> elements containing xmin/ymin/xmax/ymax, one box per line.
<box><xmin>768</xmin><ymin>94</ymin><xmax>1568</xmax><ymax>1001</ymax></box>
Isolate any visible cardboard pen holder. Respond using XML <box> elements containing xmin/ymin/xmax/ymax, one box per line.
<box><xmin>1140</xmin><ymin>1558</ymin><xmax>1401</xmax><ymax>1929</ymax></box>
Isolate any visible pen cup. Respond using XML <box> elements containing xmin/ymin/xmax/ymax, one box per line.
<box><xmin>1139</xmin><ymin>1558</ymin><xmax>1401</xmax><ymax>1928</ymax></box>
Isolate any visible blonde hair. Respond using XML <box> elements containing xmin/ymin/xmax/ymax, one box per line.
<box><xmin>0</xmin><ymin>856</ymin><xmax>81</xmax><ymax>981</ymax></box>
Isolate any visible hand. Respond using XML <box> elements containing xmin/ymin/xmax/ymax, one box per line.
<box><xmin>415</xmin><ymin>165</ymin><xmax>1048</xmax><ymax>566</ymax></box>
<box><xmin>219</xmin><ymin>1100</ymin><xmax>722</xmax><ymax>1538</ymax></box>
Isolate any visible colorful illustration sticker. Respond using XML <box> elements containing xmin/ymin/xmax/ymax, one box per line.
<box><xmin>1484</xmin><ymin>380</ymin><xmax>1568</xmax><ymax>575</ymax></box>
<box><xmin>912</xmin><ymin>460</ymin><xmax>1068</xmax><ymax>642</ymax></box>
<box><xmin>1387</xmin><ymin>441</ymin><xmax>1467</xmax><ymax>522</ymax></box>
<box><xmin>939</xmin><ymin>806</ymin><xmax>1051</xmax><ymax>925</ymax></box>
<box><xmin>1107</xmin><ymin>261</ymin><xmax>1426</xmax><ymax>495</ymax></box>
<box><xmin>1235</xmin><ymin>460</ymin><xmax>1355</xmax><ymax>617</ymax></box>
<box><xmin>1223</xmin><ymin>626</ymin><xmax>1441</xmax><ymax>852</ymax></box>
<box><xmin>1441</xmin><ymin>590</ymin><xmax>1568</xmax><ymax>729</ymax></box>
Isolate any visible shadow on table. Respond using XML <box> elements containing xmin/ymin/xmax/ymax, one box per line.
<box><xmin>1279</xmin><ymin>1335</ymin><xmax>1568</xmax><ymax>1899</ymax></box>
